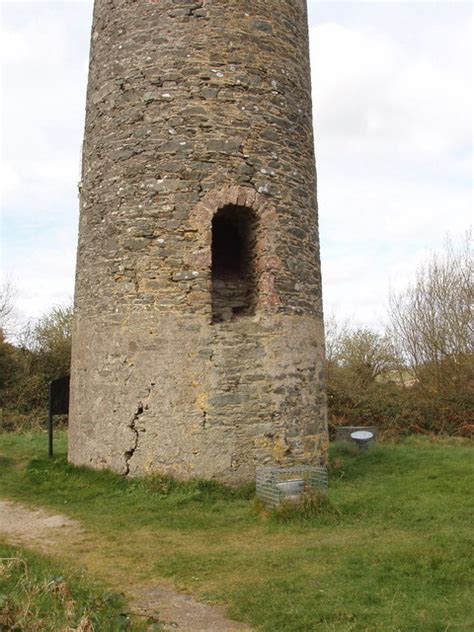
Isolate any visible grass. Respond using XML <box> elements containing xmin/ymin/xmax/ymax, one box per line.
<box><xmin>0</xmin><ymin>543</ymin><xmax>148</xmax><ymax>631</ymax></box>
<box><xmin>0</xmin><ymin>431</ymin><xmax>473</xmax><ymax>631</ymax></box>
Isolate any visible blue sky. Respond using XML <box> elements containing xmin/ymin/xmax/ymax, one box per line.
<box><xmin>1</xmin><ymin>1</ymin><xmax>472</xmax><ymax>331</ymax></box>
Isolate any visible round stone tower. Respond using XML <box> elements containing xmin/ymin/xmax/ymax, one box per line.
<box><xmin>69</xmin><ymin>0</ymin><xmax>327</xmax><ymax>483</ymax></box>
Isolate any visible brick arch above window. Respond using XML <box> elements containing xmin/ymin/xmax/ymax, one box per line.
<box><xmin>186</xmin><ymin>185</ymin><xmax>282</xmax><ymax>309</ymax></box>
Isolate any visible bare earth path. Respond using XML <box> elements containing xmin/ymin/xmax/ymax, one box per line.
<box><xmin>0</xmin><ymin>499</ymin><xmax>251</xmax><ymax>631</ymax></box>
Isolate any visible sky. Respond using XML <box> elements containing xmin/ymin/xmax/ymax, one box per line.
<box><xmin>1</xmin><ymin>0</ymin><xmax>472</xmax><ymax>333</ymax></box>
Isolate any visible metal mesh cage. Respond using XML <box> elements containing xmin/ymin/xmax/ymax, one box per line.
<box><xmin>256</xmin><ymin>465</ymin><xmax>328</xmax><ymax>507</ymax></box>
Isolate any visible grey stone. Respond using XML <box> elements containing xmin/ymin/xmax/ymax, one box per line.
<box><xmin>172</xmin><ymin>271</ymin><xmax>199</xmax><ymax>281</ymax></box>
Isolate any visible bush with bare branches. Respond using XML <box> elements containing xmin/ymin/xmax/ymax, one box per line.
<box><xmin>325</xmin><ymin>234</ymin><xmax>473</xmax><ymax>438</ymax></box>
<box><xmin>389</xmin><ymin>233</ymin><xmax>473</xmax><ymax>393</ymax></box>
<box><xmin>0</xmin><ymin>280</ymin><xmax>16</xmax><ymax>336</ymax></box>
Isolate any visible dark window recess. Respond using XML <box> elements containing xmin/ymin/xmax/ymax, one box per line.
<box><xmin>211</xmin><ymin>205</ymin><xmax>257</xmax><ymax>323</ymax></box>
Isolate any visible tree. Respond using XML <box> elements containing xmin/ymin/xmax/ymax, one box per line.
<box><xmin>324</xmin><ymin>314</ymin><xmax>350</xmax><ymax>383</ymax></box>
<box><xmin>23</xmin><ymin>305</ymin><xmax>73</xmax><ymax>381</ymax></box>
<box><xmin>5</xmin><ymin>305</ymin><xmax>74</xmax><ymax>415</ymax></box>
<box><xmin>0</xmin><ymin>280</ymin><xmax>16</xmax><ymax>335</ymax></box>
<box><xmin>389</xmin><ymin>233</ymin><xmax>473</xmax><ymax>392</ymax></box>
<box><xmin>0</xmin><ymin>282</ymin><xmax>20</xmax><ymax>410</ymax></box>
<box><xmin>325</xmin><ymin>315</ymin><xmax>399</xmax><ymax>388</ymax></box>
<box><xmin>337</xmin><ymin>328</ymin><xmax>398</xmax><ymax>388</ymax></box>
<box><xmin>0</xmin><ymin>329</ymin><xmax>21</xmax><ymax>402</ymax></box>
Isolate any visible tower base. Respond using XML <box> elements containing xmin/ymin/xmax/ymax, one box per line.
<box><xmin>69</xmin><ymin>311</ymin><xmax>327</xmax><ymax>484</ymax></box>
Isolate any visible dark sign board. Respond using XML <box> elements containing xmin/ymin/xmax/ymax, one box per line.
<box><xmin>50</xmin><ymin>375</ymin><xmax>70</xmax><ymax>415</ymax></box>
<box><xmin>48</xmin><ymin>375</ymin><xmax>70</xmax><ymax>457</ymax></box>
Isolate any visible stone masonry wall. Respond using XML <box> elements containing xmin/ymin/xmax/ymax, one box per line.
<box><xmin>69</xmin><ymin>0</ymin><xmax>327</xmax><ymax>484</ymax></box>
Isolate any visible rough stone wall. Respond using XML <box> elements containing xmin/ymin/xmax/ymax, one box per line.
<box><xmin>69</xmin><ymin>0</ymin><xmax>327</xmax><ymax>484</ymax></box>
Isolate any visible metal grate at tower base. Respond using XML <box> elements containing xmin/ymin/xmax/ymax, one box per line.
<box><xmin>256</xmin><ymin>465</ymin><xmax>328</xmax><ymax>507</ymax></box>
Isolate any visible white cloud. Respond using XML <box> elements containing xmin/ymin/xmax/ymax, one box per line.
<box><xmin>1</xmin><ymin>164</ymin><xmax>21</xmax><ymax>199</ymax></box>
<box><xmin>310</xmin><ymin>15</ymin><xmax>472</xmax><ymax>161</ymax></box>
<box><xmin>319</xmin><ymin>169</ymin><xmax>472</xmax><ymax>327</ymax></box>
<box><xmin>2</xmin><ymin>221</ymin><xmax>77</xmax><ymax>326</ymax></box>
<box><xmin>310</xmin><ymin>9</ymin><xmax>472</xmax><ymax>328</ymax></box>
<box><xmin>0</xmin><ymin>28</ymin><xmax>31</xmax><ymax>64</ymax></box>
<box><xmin>1</xmin><ymin>6</ymin><xmax>89</xmax><ymax>228</ymax></box>
<box><xmin>2</xmin><ymin>0</ymin><xmax>92</xmax><ymax>4</ymax></box>
<box><xmin>32</xmin><ymin>158</ymin><xmax>79</xmax><ymax>183</ymax></box>
<box><xmin>1</xmin><ymin>3</ymin><xmax>91</xmax><ymax>322</ymax></box>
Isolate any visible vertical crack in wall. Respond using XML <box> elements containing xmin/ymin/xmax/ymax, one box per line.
<box><xmin>124</xmin><ymin>406</ymin><xmax>142</xmax><ymax>475</ymax></box>
<box><xmin>124</xmin><ymin>384</ymin><xmax>154</xmax><ymax>475</ymax></box>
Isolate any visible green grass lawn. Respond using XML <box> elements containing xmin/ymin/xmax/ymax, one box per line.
<box><xmin>0</xmin><ymin>431</ymin><xmax>473</xmax><ymax>631</ymax></box>
<box><xmin>0</xmin><ymin>543</ymin><xmax>147</xmax><ymax>631</ymax></box>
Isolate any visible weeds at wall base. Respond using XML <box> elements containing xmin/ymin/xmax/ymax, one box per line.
<box><xmin>253</xmin><ymin>489</ymin><xmax>341</xmax><ymax>523</ymax></box>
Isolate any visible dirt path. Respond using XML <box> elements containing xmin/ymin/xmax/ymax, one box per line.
<box><xmin>0</xmin><ymin>499</ymin><xmax>251</xmax><ymax>631</ymax></box>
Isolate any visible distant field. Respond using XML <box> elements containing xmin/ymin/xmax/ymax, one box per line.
<box><xmin>0</xmin><ymin>432</ymin><xmax>473</xmax><ymax>631</ymax></box>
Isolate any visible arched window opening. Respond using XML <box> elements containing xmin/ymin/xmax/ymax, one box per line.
<box><xmin>211</xmin><ymin>205</ymin><xmax>257</xmax><ymax>323</ymax></box>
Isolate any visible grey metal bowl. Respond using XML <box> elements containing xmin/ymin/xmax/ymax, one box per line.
<box><xmin>350</xmin><ymin>430</ymin><xmax>374</xmax><ymax>450</ymax></box>
<box><xmin>276</xmin><ymin>479</ymin><xmax>305</xmax><ymax>499</ymax></box>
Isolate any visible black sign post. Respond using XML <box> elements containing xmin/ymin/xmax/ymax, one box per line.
<box><xmin>48</xmin><ymin>382</ymin><xmax>53</xmax><ymax>458</ymax></box>
<box><xmin>48</xmin><ymin>375</ymin><xmax>70</xmax><ymax>458</ymax></box>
